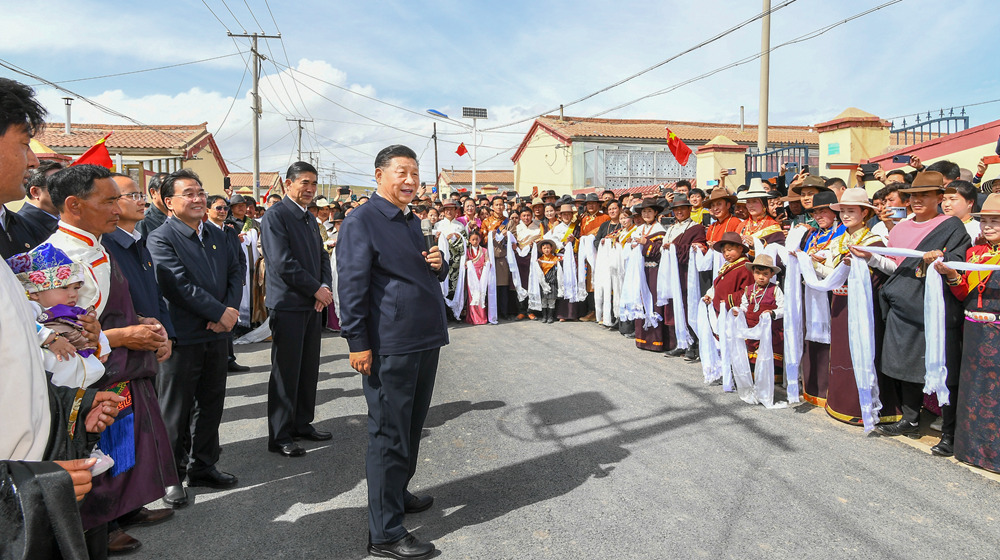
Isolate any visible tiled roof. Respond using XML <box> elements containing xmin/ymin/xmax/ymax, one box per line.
<box><xmin>438</xmin><ymin>169</ymin><xmax>514</xmax><ymax>185</ymax></box>
<box><xmin>227</xmin><ymin>172</ymin><xmax>283</xmax><ymax>188</ymax></box>
<box><xmin>535</xmin><ymin>115</ymin><xmax>819</xmax><ymax>146</ymax></box>
<box><xmin>36</xmin><ymin>122</ymin><xmax>209</xmax><ymax>151</ymax></box>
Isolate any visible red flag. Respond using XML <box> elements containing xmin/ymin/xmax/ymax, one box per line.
<box><xmin>70</xmin><ymin>133</ymin><xmax>114</xmax><ymax>169</ymax></box>
<box><xmin>456</xmin><ymin>142</ymin><xmax>469</xmax><ymax>157</ymax></box>
<box><xmin>665</xmin><ymin>128</ymin><xmax>692</xmax><ymax>167</ymax></box>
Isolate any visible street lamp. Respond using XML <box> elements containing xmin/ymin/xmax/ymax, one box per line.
<box><xmin>428</xmin><ymin>107</ymin><xmax>488</xmax><ymax>198</ymax></box>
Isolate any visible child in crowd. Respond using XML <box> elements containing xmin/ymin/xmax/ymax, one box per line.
<box><xmin>537</xmin><ymin>239</ymin><xmax>560</xmax><ymax>323</ymax></box>
<box><xmin>733</xmin><ymin>254</ymin><xmax>784</xmax><ymax>376</ymax></box>
<box><xmin>465</xmin><ymin>229</ymin><xmax>490</xmax><ymax>325</ymax></box>
<box><xmin>703</xmin><ymin>232</ymin><xmax>753</xmax><ymax>312</ymax></box>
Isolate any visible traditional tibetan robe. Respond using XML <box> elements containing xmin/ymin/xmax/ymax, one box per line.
<box><xmin>514</xmin><ymin>221</ymin><xmax>540</xmax><ymax>295</ymax></box>
<box><xmin>738</xmin><ymin>282</ymin><xmax>784</xmax><ymax>370</ymax></box>
<box><xmin>481</xmin><ymin>214</ymin><xmax>505</xmax><ymax>234</ymax></box>
<box><xmin>464</xmin><ymin>245</ymin><xmax>489</xmax><ymax>325</ymax></box>
<box><xmin>662</xmin><ymin>219</ymin><xmax>707</xmax><ymax>346</ymax></box>
<box><xmin>579</xmin><ymin>212</ymin><xmax>609</xmax><ymax>292</ymax></box>
<box><xmin>824</xmin><ymin>228</ymin><xmax>901</xmax><ymax>425</ymax></box>
<box><xmin>538</xmin><ymin>254</ymin><xmax>560</xmax><ymax>309</ymax></box>
<box><xmin>949</xmin><ymin>243</ymin><xmax>1000</xmax><ymax>473</ymax></box>
<box><xmin>709</xmin><ymin>256</ymin><xmax>753</xmax><ymax>313</ymax></box>
<box><xmin>632</xmin><ymin>222</ymin><xmax>667</xmax><ymax>351</ymax></box>
<box><xmin>547</xmin><ymin>220</ymin><xmax>582</xmax><ymax>320</ymax></box>
<box><xmin>706</xmin><ymin>215</ymin><xmax>743</xmax><ymax>246</ymax></box>
<box><xmin>800</xmin><ymin>222</ymin><xmax>847</xmax><ymax>407</ymax></box>
<box><xmin>739</xmin><ymin>215</ymin><xmax>785</xmax><ymax>257</ymax></box>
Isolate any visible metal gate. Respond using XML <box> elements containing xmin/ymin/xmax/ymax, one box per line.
<box><xmin>890</xmin><ymin>108</ymin><xmax>969</xmax><ymax>146</ymax></box>
<box><xmin>745</xmin><ymin>143</ymin><xmax>813</xmax><ymax>181</ymax></box>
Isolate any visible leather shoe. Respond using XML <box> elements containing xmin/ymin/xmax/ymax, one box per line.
<box><xmin>187</xmin><ymin>467</ymin><xmax>238</xmax><ymax>489</ymax></box>
<box><xmin>876</xmin><ymin>419</ymin><xmax>920</xmax><ymax>438</ymax></box>
<box><xmin>107</xmin><ymin>528</ymin><xmax>141</xmax><ymax>555</ymax></box>
<box><xmin>368</xmin><ymin>533</ymin><xmax>435</xmax><ymax>559</ymax></box>
<box><xmin>163</xmin><ymin>485</ymin><xmax>189</xmax><ymax>508</ymax></box>
<box><xmin>120</xmin><ymin>506</ymin><xmax>174</xmax><ymax>528</ymax></box>
<box><xmin>404</xmin><ymin>493</ymin><xmax>434</xmax><ymax>514</ymax></box>
<box><xmin>665</xmin><ymin>347</ymin><xmax>686</xmax><ymax>357</ymax></box>
<box><xmin>931</xmin><ymin>434</ymin><xmax>955</xmax><ymax>457</ymax></box>
<box><xmin>268</xmin><ymin>442</ymin><xmax>306</xmax><ymax>457</ymax></box>
<box><xmin>227</xmin><ymin>361</ymin><xmax>250</xmax><ymax>372</ymax></box>
<box><xmin>293</xmin><ymin>429</ymin><xmax>332</xmax><ymax>441</ymax></box>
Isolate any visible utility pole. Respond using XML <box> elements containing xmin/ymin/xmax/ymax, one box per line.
<box><xmin>432</xmin><ymin>122</ymin><xmax>440</xmax><ymax>200</ymax></box>
<box><xmin>229</xmin><ymin>31</ymin><xmax>280</xmax><ymax>201</ymax></box>
<box><xmin>286</xmin><ymin>118</ymin><xmax>313</xmax><ymax>161</ymax></box>
<box><xmin>757</xmin><ymin>0</ymin><xmax>771</xmax><ymax>153</ymax></box>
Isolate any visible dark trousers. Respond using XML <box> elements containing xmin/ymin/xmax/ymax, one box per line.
<box><xmin>267</xmin><ymin>309</ymin><xmax>321</xmax><ymax>445</ymax></box>
<box><xmin>898</xmin><ymin>379</ymin><xmax>958</xmax><ymax>436</ymax></box>
<box><xmin>84</xmin><ymin>523</ymin><xmax>108</xmax><ymax>560</ymax></box>
<box><xmin>157</xmin><ymin>339</ymin><xmax>228</xmax><ymax>479</ymax></box>
<box><xmin>496</xmin><ymin>287</ymin><xmax>509</xmax><ymax>320</ymax></box>
<box><xmin>619</xmin><ymin>314</ymin><xmax>635</xmax><ymax>335</ymax></box>
<box><xmin>364</xmin><ymin>348</ymin><xmax>439</xmax><ymax>544</ymax></box>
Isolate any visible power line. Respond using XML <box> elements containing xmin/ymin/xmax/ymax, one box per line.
<box><xmin>201</xmin><ymin>0</ymin><xmax>232</xmax><ymax>31</ymax></box>
<box><xmin>26</xmin><ymin>52</ymin><xmax>247</xmax><ymax>86</ymax></box>
<box><xmin>213</xmin><ymin>54</ymin><xmax>250</xmax><ymax>135</ymax></box>
<box><xmin>262</xmin><ymin>0</ymin><xmax>313</xmax><ymax>119</ymax></box>
<box><xmin>218</xmin><ymin>0</ymin><xmax>248</xmax><ymax>32</ymax></box>
<box><xmin>481</xmin><ymin>0</ymin><xmax>799</xmax><ymax>132</ymax></box>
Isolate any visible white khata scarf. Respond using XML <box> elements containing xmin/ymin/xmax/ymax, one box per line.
<box><xmin>577</xmin><ymin>234</ymin><xmax>597</xmax><ymax>302</ymax></box>
<box><xmin>439</xmin><ymin>232</ymin><xmax>467</xmax><ymax>318</ymax></box>
<box><xmin>486</xmin><ymin>233</ymin><xmax>498</xmax><ymax>324</ymax></box>
<box><xmin>846</xmin><ymin>257</ymin><xmax>882</xmax><ymax>433</ymax></box>
<box><xmin>505</xmin><ymin>232</ymin><xmax>528</xmax><ymax>301</ymax></box>
<box><xmin>594</xmin><ymin>239</ymin><xmax>618</xmax><ymax>326</ymax></box>
<box><xmin>527</xmin><ymin>243</ymin><xmax>550</xmax><ymax>310</ymax></box>
<box><xmin>731</xmin><ymin>310</ymin><xmax>786</xmax><ymax>409</ymax></box>
<box><xmin>656</xmin><ymin>244</ymin><xmax>693</xmax><ymax>349</ymax></box>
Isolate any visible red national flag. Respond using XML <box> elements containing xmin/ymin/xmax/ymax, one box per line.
<box><xmin>70</xmin><ymin>133</ymin><xmax>114</xmax><ymax>169</ymax></box>
<box><xmin>665</xmin><ymin>128</ymin><xmax>692</xmax><ymax>167</ymax></box>
<box><xmin>456</xmin><ymin>142</ymin><xmax>469</xmax><ymax>157</ymax></box>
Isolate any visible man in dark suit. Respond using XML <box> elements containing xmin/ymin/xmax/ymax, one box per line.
<box><xmin>136</xmin><ymin>172</ymin><xmax>169</xmax><ymax>240</ymax></box>
<box><xmin>0</xmin><ymin>202</ymin><xmax>35</xmax><ymax>258</ymax></box>
<box><xmin>338</xmin><ymin>145</ymin><xmax>449</xmax><ymax>559</ymax></box>
<box><xmin>148</xmin><ymin>169</ymin><xmax>242</xmax><ymax>491</ymax></box>
<box><xmin>17</xmin><ymin>160</ymin><xmax>62</xmax><ymax>248</ymax></box>
<box><xmin>261</xmin><ymin>161</ymin><xmax>333</xmax><ymax>458</ymax></box>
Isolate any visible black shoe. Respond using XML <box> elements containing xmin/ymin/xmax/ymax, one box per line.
<box><xmin>119</xmin><ymin>506</ymin><xmax>174</xmax><ymax>528</ymax></box>
<box><xmin>404</xmin><ymin>493</ymin><xmax>434</xmax><ymax>514</ymax></box>
<box><xmin>107</xmin><ymin>528</ymin><xmax>142</xmax><ymax>555</ymax></box>
<box><xmin>187</xmin><ymin>467</ymin><xmax>239</xmax><ymax>489</ymax></box>
<box><xmin>293</xmin><ymin>429</ymin><xmax>332</xmax><ymax>441</ymax></box>
<box><xmin>227</xmin><ymin>361</ymin><xmax>250</xmax><ymax>372</ymax></box>
<box><xmin>684</xmin><ymin>354</ymin><xmax>701</xmax><ymax>363</ymax></box>
<box><xmin>666</xmin><ymin>347</ymin><xmax>686</xmax><ymax>357</ymax></box>
<box><xmin>931</xmin><ymin>435</ymin><xmax>955</xmax><ymax>457</ymax></box>
<box><xmin>368</xmin><ymin>533</ymin><xmax>435</xmax><ymax>559</ymax></box>
<box><xmin>268</xmin><ymin>442</ymin><xmax>307</xmax><ymax>457</ymax></box>
<box><xmin>876</xmin><ymin>420</ymin><xmax>920</xmax><ymax>438</ymax></box>
<box><xmin>163</xmin><ymin>485</ymin><xmax>189</xmax><ymax>508</ymax></box>
<box><xmin>684</xmin><ymin>344</ymin><xmax>699</xmax><ymax>361</ymax></box>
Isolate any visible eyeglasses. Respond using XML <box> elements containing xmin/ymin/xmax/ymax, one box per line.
<box><xmin>121</xmin><ymin>192</ymin><xmax>147</xmax><ymax>202</ymax></box>
<box><xmin>169</xmin><ymin>190</ymin><xmax>207</xmax><ymax>201</ymax></box>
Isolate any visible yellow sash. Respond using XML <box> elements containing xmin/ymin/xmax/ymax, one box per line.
<box><xmin>968</xmin><ymin>254</ymin><xmax>1000</xmax><ymax>292</ymax></box>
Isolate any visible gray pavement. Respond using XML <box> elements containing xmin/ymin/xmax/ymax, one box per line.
<box><xmin>131</xmin><ymin>320</ymin><xmax>1000</xmax><ymax>559</ymax></box>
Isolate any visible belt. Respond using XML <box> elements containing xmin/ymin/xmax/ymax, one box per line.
<box><xmin>644</xmin><ymin>262</ymin><xmax>659</xmax><ymax>268</ymax></box>
<box><xmin>832</xmin><ymin>285</ymin><xmax>848</xmax><ymax>297</ymax></box>
<box><xmin>965</xmin><ymin>310</ymin><xmax>1000</xmax><ymax>323</ymax></box>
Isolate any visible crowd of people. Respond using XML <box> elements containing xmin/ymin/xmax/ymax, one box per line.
<box><xmin>411</xmin><ymin>150</ymin><xmax>1000</xmax><ymax>479</ymax></box>
<box><xmin>4</xmin><ymin>71</ymin><xmax>1000</xmax><ymax>559</ymax></box>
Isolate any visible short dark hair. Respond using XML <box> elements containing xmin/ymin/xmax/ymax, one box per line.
<box><xmin>675</xmin><ymin>180</ymin><xmax>692</xmax><ymax>189</ymax></box>
<box><xmin>871</xmin><ymin>186</ymin><xmax>888</xmax><ymax>202</ymax></box>
<box><xmin>206</xmin><ymin>194</ymin><xmax>227</xmax><ymax>207</ymax></box>
<box><xmin>374</xmin><ymin>145</ymin><xmax>417</xmax><ymax>170</ymax></box>
<box><xmin>883</xmin><ymin>182</ymin><xmax>911</xmax><ymax>202</ymax></box>
<box><xmin>886</xmin><ymin>169</ymin><xmax>906</xmax><ymax>181</ymax></box>
<box><xmin>689</xmin><ymin>188</ymin><xmax>706</xmax><ymax>198</ymax></box>
<box><xmin>947</xmin><ymin>180</ymin><xmax>977</xmax><ymax>204</ymax></box>
<box><xmin>47</xmin><ymin>164</ymin><xmax>112</xmax><ymax>211</ymax></box>
<box><xmin>0</xmin><ymin>78</ymin><xmax>46</xmax><ymax>137</ymax></box>
<box><xmin>27</xmin><ymin>161</ymin><xmax>66</xmax><ymax>189</ymax></box>
<box><xmin>286</xmin><ymin>161</ymin><xmax>318</xmax><ymax>181</ymax></box>
<box><xmin>414</xmin><ymin>204</ymin><xmax>428</xmax><ymax>213</ymax></box>
<box><xmin>926</xmin><ymin>160</ymin><xmax>961</xmax><ymax>181</ymax></box>
<box><xmin>605</xmin><ymin>200</ymin><xmax>621</xmax><ymax>211</ymax></box>
<box><xmin>159</xmin><ymin>169</ymin><xmax>203</xmax><ymax>199</ymax></box>
<box><xmin>825</xmin><ymin>177</ymin><xmax>847</xmax><ymax>189</ymax></box>
<box><xmin>147</xmin><ymin>172</ymin><xmax>169</xmax><ymax>194</ymax></box>
<box><xmin>267</xmin><ymin>193</ymin><xmax>282</xmax><ymax>202</ymax></box>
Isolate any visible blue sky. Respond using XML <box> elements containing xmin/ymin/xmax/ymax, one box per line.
<box><xmin>3</xmin><ymin>0</ymin><xmax>998</xmax><ymax>185</ymax></box>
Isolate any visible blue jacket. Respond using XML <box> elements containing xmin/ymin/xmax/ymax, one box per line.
<box><xmin>261</xmin><ymin>196</ymin><xmax>332</xmax><ymax>312</ymax></box>
<box><xmin>147</xmin><ymin>217</ymin><xmax>242</xmax><ymax>345</ymax></box>
<box><xmin>16</xmin><ymin>203</ymin><xmax>59</xmax><ymax>250</ymax></box>
<box><xmin>336</xmin><ymin>193</ymin><xmax>449</xmax><ymax>355</ymax></box>
<box><xmin>102</xmin><ymin>227</ymin><xmax>175</xmax><ymax>339</ymax></box>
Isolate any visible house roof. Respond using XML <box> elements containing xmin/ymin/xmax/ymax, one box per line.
<box><xmin>512</xmin><ymin>115</ymin><xmax>820</xmax><ymax>163</ymax></box>
<box><xmin>36</xmin><ymin>122</ymin><xmax>229</xmax><ymax>175</ymax></box>
<box><xmin>869</xmin><ymin>118</ymin><xmax>1000</xmax><ymax>170</ymax></box>
<box><xmin>227</xmin><ymin>172</ymin><xmax>283</xmax><ymax>189</ymax></box>
<box><xmin>438</xmin><ymin>169</ymin><xmax>514</xmax><ymax>185</ymax></box>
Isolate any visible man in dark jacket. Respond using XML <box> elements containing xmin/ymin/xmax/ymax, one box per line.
<box><xmin>337</xmin><ymin>145</ymin><xmax>448</xmax><ymax>559</ymax></box>
<box><xmin>136</xmin><ymin>172</ymin><xmax>169</xmax><ymax>239</ymax></box>
<box><xmin>261</xmin><ymin>161</ymin><xmax>333</xmax><ymax>458</ymax></box>
<box><xmin>148</xmin><ymin>169</ymin><xmax>242</xmax><ymax>491</ymax></box>
<box><xmin>17</xmin><ymin>160</ymin><xmax>62</xmax><ymax>248</ymax></box>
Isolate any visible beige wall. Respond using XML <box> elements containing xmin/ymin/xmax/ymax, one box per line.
<box><xmin>184</xmin><ymin>145</ymin><xmax>227</xmax><ymax>197</ymax></box>
<box><xmin>514</xmin><ymin>129</ymin><xmax>573</xmax><ymax>196</ymax></box>
<box><xmin>696</xmin><ymin>149</ymin><xmax>746</xmax><ymax>192</ymax></box>
<box><xmin>819</xmin><ymin>125</ymin><xmax>890</xmax><ymax>188</ymax></box>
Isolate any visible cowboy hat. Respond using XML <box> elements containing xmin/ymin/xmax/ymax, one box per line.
<box><xmin>973</xmin><ymin>192</ymin><xmax>1000</xmax><ymax>218</ymax></box>
<box><xmin>670</xmin><ymin>193</ymin><xmax>693</xmax><ymax>208</ymax></box>
<box><xmin>737</xmin><ymin>178</ymin><xmax>772</xmax><ymax>201</ymax></box>
<box><xmin>584</xmin><ymin>193</ymin><xmax>601</xmax><ymax>203</ymax></box>
<box><xmin>830</xmin><ymin>188</ymin><xmax>877</xmax><ymax>212</ymax></box>
<box><xmin>636</xmin><ymin>198</ymin><xmax>665</xmax><ymax>211</ymax></box>
<box><xmin>712</xmin><ymin>232</ymin><xmax>748</xmax><ymax>253</ymax></box>
<box><xmin>791</xmin><ymin>175</ymin><xmax>831</xmax><ymax>195</ymax></box>
<box><xmin>530</xmin><ymin>197</ymin><xmax>545</xmax><ymax>207</ymax></box>
<box><xmin>808</xmin><ymin>190</ymin><xmax>840</xmax><ymax>211</ymax></box>
<box><xmin>537</xmin><ymin>238</ymin><xmax>558</xmax><ymax>251</ymax></box>
<box><xmin>705</xmin><ymin>186</ymin><xmax>738</xmax><ymax>205</ymax></box>
<box><xmin>558</xmin><ymin>203</ymin><xmax>576</xmax><ymax>213</ymax></box>
<box><xmin>900</xmin><ymin>171</ymin><xmax>946</xmax><ymax>193</ymax></box>
<box><xmin>745</xmin><ymin>253</ymin><xmax>781</xmax><ymax>273</ymax></box>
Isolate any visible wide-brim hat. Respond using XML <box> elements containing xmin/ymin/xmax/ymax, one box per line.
<box><xmin>636</xmin><ymin>198</ymin><xmax>665</xmax><ymax>211</ymax></box>
<box><xmin>737</xmin><ymin>178</ymin><xmax>772</xmax><ymax>201</ymax></box>
<box><xmin>542</xmin><ymin>189</ymin><xmax>557</xmax><ymax>198</ymax></box>
<box><xmin>830</xmin><ymin>187</ymin><xmax>877</xmax><ymax>212</ymax></box>
<box><xmin>574</xmin><ymin>193</ymin><xmax>587</xmax><ymax>202</ymax></box>
<box><xmin>745</xmin><ymin>253</ymin><xmax>781</xmax><ymax>273</ymax></box>
<box><xmin>229</xmin><ymin>194</ymin><xmax>249</xmax><ymax>205</ymax></box>
<box><xmin>537</xmin><ymin>239</ymin><xmax>558</xmax><ymax>251</ymax></box>
<box><xmin>782</xmin><ymin>192</ymin><xmax>802</xmax><ymax>203</ymax></box>
<box><xmin>900</xmin><ymin>170</ymin><xmax>946</xmax><ymax>193</ymax></box>
<box><xmin>584</xmin><ymin>193</ymin><xmax>601</xmax><ymax>203</ymax></box>
<box><xmin>332</xmin><ymin>212</ymin><xmax>346</xmax><ymax>221</ymax></box>
<box><xmin>558</xmin><ymin>203</ymin><xmax>576</xmax><ymax>214</ymax></box>
<box><xmin>808</xmin><ymin>190</ymin><xmax>840</xmax><ymax>211</ymax></box>
<box><xmin>705</xmin><ymin>186</ymin><xmax>738</xmax><ymax>205</ymax></box>
<box><xmin>791</xmin><ymin>175</ymin><xmax>831</xmax><ymax>195</ymax></box>
<box><xmin>712</xmin><ymin>232</ymin><xmax>748</xmax><ymax>254</ymax></box>
<box><xmin>530</xmin><ymin>197</ymin><xmax>545</xmax><ymax>207</ymax></box>
<box><xmin>441</xmin><ymin>200</ymin><xmax>458</xmax><ymax>209</ymax></box>
<box><xmin>670</xmin><ymin>193</ymin><xmax>693</xmax><ymax>208</ymax></box>
<box><xmin>315</xmin><ymin>198</ymin><xmax>330</xmax><ymax>208</ymax></box>
<box><xmin>973</xmin><ymin>193</ymin><xmax>1000</xmax><ymax>218</ymax></box>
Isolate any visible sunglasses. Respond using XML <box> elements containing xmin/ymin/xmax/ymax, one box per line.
<box><xmin>212</xmin><ymin>205</ymin><xmax>229</xmax><ymax>211</ymax></box>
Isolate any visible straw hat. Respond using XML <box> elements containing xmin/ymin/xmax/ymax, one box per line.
<box><xmin>900</xmin><ymin>171</ymin><xmax>946</xmax><ymax>193</ymax></box>
<box><xmin>973</xmin><ymin>193</ymin><xmax>1000</xmax><ymax>218</ymax></box>
<box><xmin>737</xmin><ymin>178</ymin><xmax>772</xmax><ymax>201</ymax></box>
<box><xmin>745</xmin><ymin>253</ymin><xmax>781</xmax><ymax>273</ymax></box>
<box><xmin>712</xmin><ymin>232</ymin><xmax>748</xmax><ymax>254</ymax></box>
<box><xmin>705</xmin><ymin>186</ymin><xmax>737</xmax><ymax>205</ymax></box>
<box><xmin>830</xmin><ymin>187</ymin><xmax>877</xmax><ymax>211</ymax></box>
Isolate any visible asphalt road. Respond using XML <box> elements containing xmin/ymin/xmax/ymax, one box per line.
<box><xmin>129</xmin><ymin>320</ymin><xmax>1000</xmax><ymax>559</ymax></box>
